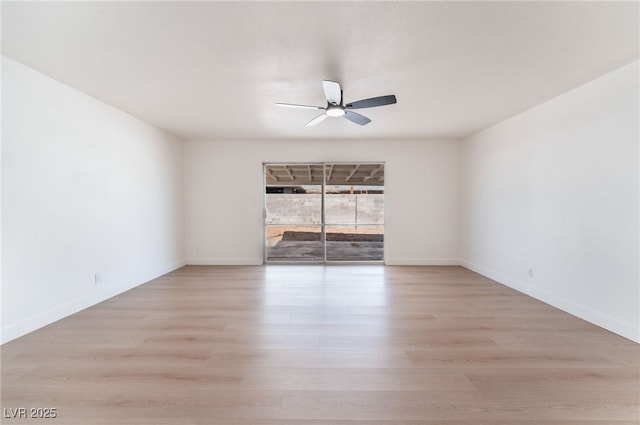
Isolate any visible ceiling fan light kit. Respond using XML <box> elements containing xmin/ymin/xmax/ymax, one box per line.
<box><xmin>326</xmin><ymin>106</ymin><xmax>345</xmax><ymax>117</ymax></box>
<box><xmin>276</xmin><ymin>80</ymin><xmax>397</xmax><ymax>127</ymax></box>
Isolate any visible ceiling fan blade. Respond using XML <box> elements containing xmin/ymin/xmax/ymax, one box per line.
<box><xmin>275</xmin><ymin>102</ymin><xmax>324</xmax><ymax>110</ymax></box>
<box><xmin>322</xmin><ymin>80</ymin><xmax>342</xmax><ymax>105</ymax></box>
<box><xmin>343</xmin><ymin>110</ymin><xmax>371</xmax><ymax>126</ymax></box>
<box><xmin>305</xmin><ymin>113</ymin><xmax>329</xmax><ymax>127</ymax></box>
<box><xmin>346</xmin><ymin>95</ymin><xmax>397</xmax><ymax>109</ymax></box>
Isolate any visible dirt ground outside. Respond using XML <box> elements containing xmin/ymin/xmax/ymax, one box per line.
<box><xmin>265</xmin><ymin>226</ymin><xmax>383</xmax><ymax>247</ymax></box>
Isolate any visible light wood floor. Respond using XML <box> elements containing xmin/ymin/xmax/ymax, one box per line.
<box><xmin>1</xmin><ymin>265</ymin><xmax>639</xmax><ymax>424</ymax></box>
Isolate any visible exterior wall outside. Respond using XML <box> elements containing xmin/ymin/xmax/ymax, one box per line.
<box><xmin>266</xmin><ymin>194</ymin><xmax>384</xmax><ymax>227</ymax></box>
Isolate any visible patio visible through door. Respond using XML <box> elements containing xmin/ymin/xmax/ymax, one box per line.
<box><xmin>264</xmin><ymin>163</ymin><xmax>384</xmax><ymax>263</ymax></box>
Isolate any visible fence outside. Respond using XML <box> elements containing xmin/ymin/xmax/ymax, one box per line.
<box><xmin>265</xmin><ymin>194</ymin><xmax>384</xmax><ymax>229</ymax></box>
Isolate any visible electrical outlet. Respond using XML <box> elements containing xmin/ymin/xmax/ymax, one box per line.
<box><xmin>94</xmin><ymin>273</ymin><xmax>101</xmax><ymax>284</ymax></box>
<box><xmin>527</xmin><ymin>268</ymin><xmax>533</xmax><ymax>279</ymax></box>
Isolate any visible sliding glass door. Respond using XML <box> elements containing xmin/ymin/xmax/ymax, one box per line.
<box><xmin>324</xmin><ymin>164</ymin><xmax>384</xmax><ymax>261</ymax></box>
<box><xmin>264</xmin><ymin>163</ymin><xmax>384</xmax><ymax>263</ymax></box>
<box><xmin>264</xmin><ymin>164</ymin><xmax>324</xmax><ymax>262</ymax></box>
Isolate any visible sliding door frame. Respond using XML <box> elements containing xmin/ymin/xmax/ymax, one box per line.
<box><xmin>263</xmin><ymin>161</ymin><xmax>385</xmax><ymax>264</ymax></box>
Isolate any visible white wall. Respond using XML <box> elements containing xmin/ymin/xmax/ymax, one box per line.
<box><xmin>184</xmin><ymin>139</ymin><xmax>461</xmax><ymax>265</ymax></box>
<box><xmin>1</xmin><ymin>57</ymin><xmax>185</xmax><ymax>343</ymax></box>
<box><xmin>460</xmin><ymin>61</ymin><xmax>639</xmax><ymax>342</ymax></box>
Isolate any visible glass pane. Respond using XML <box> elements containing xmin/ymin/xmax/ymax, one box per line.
<box><xmin>325</xmin><ymin>163</ymin><xmax>384</xmax><ymax>262</ymax></box>
<box><xmin>265</xmin><ymin>164</ymin><xmax>324</xmax><ymax>262</ymax></box>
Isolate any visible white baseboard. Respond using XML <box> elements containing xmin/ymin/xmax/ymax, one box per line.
<box><xmin>460</xmin><ymin>259</ymin><xmax>640</xmax><ymax>344</ymax></box>
<box><xmin>385</xmin><ymin>258</ymin><xmax>460</xmax><ymax>266</ymax></box>
<box><xmin>1</xmin><ymin>259</ymin><xmax>186</xmax><ymax>345</ymax></box>
<box><xmin>186</xmin><ymin>258</ymin><xmax>263</xmax><ymax>266</ymax></box>
<box><xmin>187</xmin><ymin>258</ymin><xmax>460</xmax><ymax>266</ymax></box>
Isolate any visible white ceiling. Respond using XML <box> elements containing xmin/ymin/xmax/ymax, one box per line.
<box><xmin>2</xmin><ymin>1</ymin><xmax>638</xmax><ymax>141</ymax></box>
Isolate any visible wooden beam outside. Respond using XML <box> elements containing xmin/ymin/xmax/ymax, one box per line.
<box><xmin>265</xmin><ymin>168</ymin><xmax>278</xmax><ymax>182</ymax></box>
<box><xmin>284</xmin><ymin>166</ymin><xmax>295</xmax><ymax>182</ymax></box>
<box><xmin>363</xmin><ymin>165</ymin><xmax>383</xmax><ymax>182</ymax></box>
<box><xmin>345</xmin><ymin>164</ymin><xmax>360</xmax><ymax>182</ymax></box>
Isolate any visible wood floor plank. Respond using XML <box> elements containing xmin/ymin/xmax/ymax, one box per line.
<box><xmin>465</xmin><ymin>367</ymin><xmax>640</xmax><ymax>392</ymax></box>
<box><xmin>1</xmin><ymin>265</ymin><xmax>638</xmax><ymax>423</ymax></box>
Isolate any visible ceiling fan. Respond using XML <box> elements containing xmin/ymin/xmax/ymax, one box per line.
<box><xmin>276</xmin><ymin>80</ymin><xmax>397</xmax><ymax>126</ymax></box>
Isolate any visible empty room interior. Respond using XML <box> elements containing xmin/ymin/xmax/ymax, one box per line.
<box><xmin>1</xmin><ymin>1</ymin><xmax>639</xmax><ymax>424</ymax></box>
